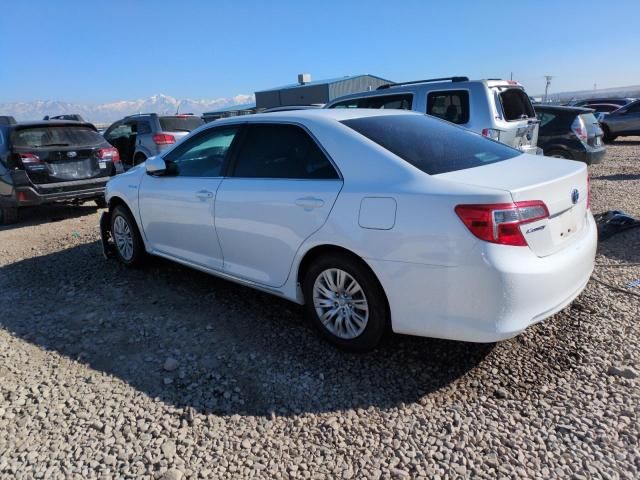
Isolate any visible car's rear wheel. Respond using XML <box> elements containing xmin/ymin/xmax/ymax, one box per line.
<box><xmin>110</xmin><ymin>205</ymin><xmax>145</xmax><ymax>267</ymax></box>
<box><xmin>546</xmin><ymin>150</ymin><xmax>573</xmax><ymax>160</ymax></box>
<box><xmin>0</xmin><ymin>207</ymin><xmax>18</xmax><ymax>225</ymax></box>
<box><xmin>302</xmin><ymin>252</ymin><xmax>388</xmax><ymax>352</ymax></box>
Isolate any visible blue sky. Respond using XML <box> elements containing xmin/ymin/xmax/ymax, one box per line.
<box><xmin>2</xmin><ymin>0</ymin><xmax>639</xmax><ymax>103</ymax></box>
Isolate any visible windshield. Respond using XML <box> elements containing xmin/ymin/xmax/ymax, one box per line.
<box><xmin>159</xmin><ymin>116</ymin><xmax>204</xmax><ymax>132</ymax></box>
<box><xmin>342</xmin><ymin>114</ymin><xmax>520</xmax><ymax>175</ymax></box>
<box><xmin>12</xmin><ymin>126</ymin><xmax>104</xmax><ymax>148</ymax></box>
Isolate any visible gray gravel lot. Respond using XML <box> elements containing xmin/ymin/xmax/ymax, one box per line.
<box><xmin>1</xmin><ymin>140</ymin><xmax>639</xmax><ymax>479</ymax></box>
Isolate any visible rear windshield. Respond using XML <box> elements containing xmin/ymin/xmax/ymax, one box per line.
<box><xmin>159</xmin><ymin>116</ymin><xmax>204</xmax><ymax>132</ymax></box>
<box><xmin>498</xmin><ymin>88</ymin><xmax>536</xmax><ymax>120</ymax></box>
<box><xmin>342</xmin><ymin>114</ymin><xmax>519</xmax><ymax>175</ymax></box>
<box><xmin>12</xmin><ymin>126</ymin><xmax>104</xmax><ymax>148</ymax></box>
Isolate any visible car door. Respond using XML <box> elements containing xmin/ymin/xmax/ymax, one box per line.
<box><xmin>138</xmin><ymin>125</ymin><xmax>240</xmax><ymax>270</ymax></box>
<box><xmin>215</xmin><ymin>123</ymin><xmax>343</xmax><ymax>287</ymax></box>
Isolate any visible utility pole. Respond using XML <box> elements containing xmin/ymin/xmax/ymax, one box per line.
<box><xmin>543</xmin><ymin>75</ymin><xmax>553</xmax><ymax>103</ymax></box>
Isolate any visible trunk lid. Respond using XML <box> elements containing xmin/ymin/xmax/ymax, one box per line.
<box><xmin>437</xmin><ymin>154</ymin><xmax>589</xmax><ymax>257</ymax></box>
<box><xmin>490</xmin><ymin>86</ymin><xmax>539</xmax><ymax>153</ymax></box>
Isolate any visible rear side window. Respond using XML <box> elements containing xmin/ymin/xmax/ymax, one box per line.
<box><xmin>137</xmin><ymin>121</ymin><xmax>152</xmax><ymax>135</ymax></box>
<box><xmin>232</xmin><ymin>124</ymin><xmax>339</xmax><ymax>179</ymax></box>
<box><xmin>159</xmin><ymin>116</ymin><xmax>204</xmax><ymax>132</ymax></box>
<box><xmin>330</xmin><ymin>94</ymin><xmax>413</xmax><ymax>110</ymax></box>
<box><xmin>499</xmin><ymin>88</ymin><xmax>535</xmax><ymax>120</ymax></box>
<box><xmin>427</xmin><ymin>90</ymin><xmax>470</xmax><ymax>124</ymax></box>
<box><xmin>342</xmin><ymin>114</ymin><xmax>519</xmax><ymax>175</ymax></box>
<box><xmin>12</xmin><ymin>126</ymin><xmax>104</xmax><ymax>148</ymax></box>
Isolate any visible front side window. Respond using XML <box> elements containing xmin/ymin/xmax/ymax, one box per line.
<box><xmin>536</xmin><ymin>111</ymin><xmax>557</xmax><ymax>128</ymax></box>
<box><xmin>330</xmin><ymin>94</ymin><xmax>413</xmax><ymax>110</ymax></box>
<box><xmin>105</xmin><ymin>123</ymin><xmax>132</xmax><ymax>141</ymax></box>
<box><xmin>342</xmin><ymin>114</ymin><xmax>519</xmax><ymax>175</ymax></box>
<box><xmin>163</xmin><ymin>126</ymin><xmax>239</xmax><ymax>177</ymax></box>
<box><xmin>427</xmin><ymin>90</ymin><xmax>470</xmax><ymax>124</ymax></box>
<box><xmin>232</xmin><ymin>124</ymin><xmax>338</xmax><ymax>179</ymax></box>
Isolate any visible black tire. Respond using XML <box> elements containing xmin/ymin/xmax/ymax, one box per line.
<box><xmin>546</xmin><ymin>149</ymin><xmax>573</xmax><ymax>160</ymax></box>
<box><xmin>94</xmin><ymin>197</ymin><xmax>107</xmax><ymax>208</ymax></box>
<box><xmin>0</xmin><ymin>207</ymin><xmax>18</xmax><ymax>225</ymax></box>
<box><xmin>601</xmin><ymin>126</ymin><xmax>616</xmax><ymax>144</ymax></box>
<box><xmin>302</xmin><ymin>252</ymin><xmax>389</xmax><ymax>352</ymax></box>
<box><xmin>110</xmin><ymin>205</ymin><xmax>145</xmax><ymax>267</ymax></box>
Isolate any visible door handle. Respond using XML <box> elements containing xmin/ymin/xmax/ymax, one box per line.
<box><xmin>195</xmin><ymin>189</ymin><xmax>214</xmax><ymax>200</ymax></box>
<box><xmin>295</xmin><ymin>196</ymin><xmax>324</xmax><ymax>210</ymax></box>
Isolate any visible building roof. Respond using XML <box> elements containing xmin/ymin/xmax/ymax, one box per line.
<box><xmin>202</xmin><ymin>103</ymin><xmax>256</xmax><ymax>115</ymax></box>
<box><xmin>256</xmin><ymin>74</ymin><xmax>392</xmax><ymax>93</ymax></box>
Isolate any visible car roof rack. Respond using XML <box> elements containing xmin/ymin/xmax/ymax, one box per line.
<box><xmin>126</xmin><ymin>113</ymin><xmax>158</xmax><ymax>118</ymax></box>
<box><xmin>377</xmin><ymin>76</ymin><xmax>469</xmax><ymax>90</ymax></box>
<box><xmin>0</xmin><ymin>115</ymin><xmax>16</xmax><ymax>125</ymax></box>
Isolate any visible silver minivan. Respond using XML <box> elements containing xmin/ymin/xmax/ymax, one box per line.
<box><xmin>325</xmin><ymin>76</ymin><xmax>540</xmax><ymax>154</ymax></box>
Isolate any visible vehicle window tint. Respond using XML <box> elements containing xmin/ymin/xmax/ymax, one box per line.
<box><xmin>342</xmin><ymin>114</ymin><xmax>519</xmax><ymax>175</ymax></box>
<box><xmin>232</xmin><ymin>124</ymin><xmax>338</xmax><ymax>179</ymax></box>
<box><xmin>107</xmin><ymin>123</ymin><xmax>133</xmax><ymax>140</ymax></box>
<box><xmin>159</xmin><ymin>116</ymin><xmax>204</xmax><ymax>132</ymax></box>
<box><xmin>330</xmin><ymin>94</ymin><xmax>413</xmax><ymax>110</ymax></box>
<box><xmin>536</xmin><ymin>111</ymin><xmax>556</xmax><ymax>127</ymax></box>
<box><xmin>499</xmin><ymin>88</ymin><xmax>536</xmax><ymax>120</ymax></box>
<box><xmin>164</xmin><ymin>126</ymin><xmax>238</xmax><ymax>177</ymax></box>
<box><xmin>137</xmin><ymin>121</ymin><xmax>152</xmax><ymax>135</ymax></box>
<box><xmin>626</xmin><ymin>102</ymin><xmax>640</xmax><ymax>113</ymax></box>
<box><xmin>427</xmin><ymin>90</ymin><xmax>470</xmax><ymax>124</ymax></box>
<box><xmin>12</xmin><ymin>126</ymin><xmax>104</xmax><ymax>148</ymax></box>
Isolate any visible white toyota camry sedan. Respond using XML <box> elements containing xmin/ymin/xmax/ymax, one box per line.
<box><xmin>102</xmin><ymin>109</ymin><xmax>597</xmax><ymax>351</ymax></box>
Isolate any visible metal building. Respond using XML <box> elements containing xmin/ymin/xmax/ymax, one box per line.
<box><xmin>255</xmin><ymin>74</ymin><xmax>392</xmax><ymax>109</ymax></box>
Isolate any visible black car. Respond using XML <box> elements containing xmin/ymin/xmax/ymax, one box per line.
<box><xmin>534</xmin><ymin>105</ymin><xmax>606</xmax><ymax>164</ymax></box>
<box><xmin>0</xmin><ymin>119</ymin><xmax>123</xmax><ymax>224</ymax></box>
<box><xmin>600</xmin><ymin>99</ymin><xmax>640</xmax><ymax>143</ymax></box>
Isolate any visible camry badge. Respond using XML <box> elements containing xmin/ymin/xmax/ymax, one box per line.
<box><xmin>571</xmin><ymin>188</ymin><xmax>580</xmax><ymax>205</ymax></box>
<box><xmin>67</xmin><ymin>151</ymin><xmax>77</xmax><ymax>158</ymax></box>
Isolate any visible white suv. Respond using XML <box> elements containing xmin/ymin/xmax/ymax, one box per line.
<box><xmin>325</xmin><ymin>76</ymin><xmax>541</xmax><ymax>154</ymax></box>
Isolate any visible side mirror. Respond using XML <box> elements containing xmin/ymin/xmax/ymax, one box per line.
<box><xmin>145</xmin><ymin>156</ymin><xmax>167</xmax><ymax>175</ymax></box>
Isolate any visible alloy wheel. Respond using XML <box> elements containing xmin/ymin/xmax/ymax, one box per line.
<box><xmin>312</xmin><ymin>268</ymin><xmax>369</xmax><ymax>339</ymax></box>
<box><xmin>113</xmin><ymin>215</ymin><xmax>134</xmax><ymax>261</ymax></box>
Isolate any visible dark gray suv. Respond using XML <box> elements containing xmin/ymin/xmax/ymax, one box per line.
<box><xmin>103</xmin><ymin>113</ymin><xmax>204</xmax><ymax>168</ymax></box>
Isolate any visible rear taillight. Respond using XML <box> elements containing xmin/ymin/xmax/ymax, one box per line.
<box><xmin>482</xmin><ymin>128</ymin><xmax>500</xmax><ymax>141</ymax></box>
<box><xmin>455</xmin><ymin>201</ymin><xmax>550</xmax><ymax>246</ymax></box>
<box><xmin>19</xmin><ymin>153</ymin><xmax>42</xmax><ymax>164</ymax></box>
<box><xmin>587</xmin><ymin>175</ymin><xmax>591</xmax><ymax>210</ymax></box>
<box><xmin>153</xmin><ymin>133</ymin><xmax>176</xmax><ymax>145</ymax></box>
<box><xmin>571</xmin><ymin>116</ymin><xmax>588</xmax><ymax>142</ymax></box>
<box><xmin>98</xmin><ymin>147</ymin><xmax>121</xmax><ymax>163</ymax></box>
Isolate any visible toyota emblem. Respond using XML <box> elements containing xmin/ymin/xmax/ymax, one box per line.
<box><xmin>571</xmin><ymin>188</ymin><xmax>580</xmax><ymax>205</ymax></box>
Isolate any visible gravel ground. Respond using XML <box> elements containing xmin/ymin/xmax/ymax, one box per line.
<box><xmin>1</xmin><ymin>140</ymin><xmax>638</xmax><ymax>479</ymax></box>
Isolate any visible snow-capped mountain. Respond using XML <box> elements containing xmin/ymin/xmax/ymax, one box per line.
<box><xmin>0</xmin><ymin>93</ymin><xmax>255</xmax><ymax>123</ymax></box>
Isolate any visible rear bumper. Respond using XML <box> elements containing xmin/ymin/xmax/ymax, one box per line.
<box><xmin>11</xmin><ymin>181</ymin><xmax>107</xmax><ymax>207</ymax></box>
<box><xmin>369</xmin><ymin>212</ymin><xmax>598</xmax><ymax>342</ymax></box>
<box><xmin>577</xmin><ymin>147</ymin><xmax>606</xmax><ymax>165</ymax></box>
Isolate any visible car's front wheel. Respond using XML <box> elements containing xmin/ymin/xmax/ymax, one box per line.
<box><xmin>303</xmin><ymin>252</ymin><xmax>388</xmax><ymax>352</ymax></box>
<box><xmin>110</xmin><ymin>205</ymin><xmax>145</xmax><ymax>267</ymax></box>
